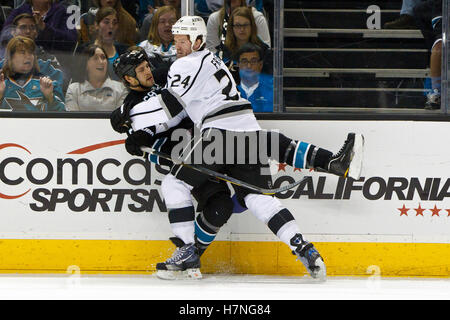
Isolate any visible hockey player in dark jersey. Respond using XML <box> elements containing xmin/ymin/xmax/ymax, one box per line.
<box><xmin>119</xmin><ymin>16</ymin><xmax>366</xmax><ymax>282</ymax></box>
<box><xmin>110</xmin><ymin>48</ymin><xmax>237</xmax><ymax>279</ymax></box>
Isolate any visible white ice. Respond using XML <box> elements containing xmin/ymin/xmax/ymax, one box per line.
<box><xmin>0</xmin><ymin>274</ymin><xmax>448</xmax><ymax>300</ymax></box>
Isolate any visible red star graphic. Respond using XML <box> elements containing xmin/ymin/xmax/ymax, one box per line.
<box><xmin>446</xmin><ymin>209</ymin><xmax>450</xmax><ymax>217</ymax></box>
<box><xmin>309</xmin><ymin>168</ymin><xmax>315</xmax><ymax>172</ymax></box>
<box><xmin>414</xmin><ymin>204</ymin><xmax>425</xmax><ymax>217</ymax></box>
<box><xmin>293</xmin><ymin>167</ymin><xmax>302</xmax><ymax>172</ymax></box>
<box><xmin>431</xmin><ymin>205</ymin><xmax>441</xmax><ymax>217</ymax></box>
<box><xmin>277</xmin><ymin>163</ymin><xmax>287</xmax><ymax>172</ymax></box>
<box><xmin>398</xmin><ymin>204</ymin><xmax>409</xmax><ymax>216</ymax></box>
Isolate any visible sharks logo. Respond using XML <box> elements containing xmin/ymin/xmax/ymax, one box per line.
<box><xmin>4</xmin><ymin>91</ymin><xmax>46</xmax><ymax>111</ymax></box>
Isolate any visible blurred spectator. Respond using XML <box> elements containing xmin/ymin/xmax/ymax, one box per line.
<box><xmin>205</xmin><ymin>0</ymin><xmax>270</xmax><ymax>55</ymax></box>
<box><xmin>138</xmin><ymin>5</ymin><xmax>178</xmax><ymax>67</ymax></box>
<box><xmin>195</xmin><ymin>0</ymin><xmax>264</xmax><ymax>21</ymax></box>
<box><xmin>2</xmin><ymin>0</ymin><xmax>78</xmax><ymax>52</ymax></box>
<box><xmin>2</xmin><ymin>13</ymin><xmax>71</xmax><ymax>91</ymax></box>
<box><xmin>384</xmin><ymin>0</ymin><xmax>421</xmax><ymax>29</ymax></box>
<box><xmin>120</xmin><ymin>0</ymin><xmax>155</xmax><ymax>27</ymax></box>
<box><xmin>236</xmin><ymin>42</ymin><xmax>272</xmax><ymax>112</ymax></box>
<box><xmin>137</xmin><ymin>0</ymin><xmax>155</xmax><ymax>27</ymax></box>
<box><xmin>413</xmin><ymin>0</ymin><xmax>442</xmax><ymax>109</ymax></box>
<box><xmin>65</xmin><ymin>44</ymin><xmax>127</xmax><ymax>111</ymax></box>
<box><xmin>79</xmin><ymin>0</ymin><xmax>138</xmax><ymax>47</ymax></box>
<box><xmin>139</xmin><ymin>0</ymin><xmax>180</xmax><ymax>42</ymax></box>
<box><xmin>223</xmin><ymin>6</ymin><xmax>271</xmax><ymax>83</ymax></box>
<box><xmin>0</xmin><ymin>36</ymin><xmax>65</xmax><ymax>111</ymax></box>
<box><xmin>76</xmin><ymin>6</ymin><xmax>129</xmax><ymax>79</ymax></box>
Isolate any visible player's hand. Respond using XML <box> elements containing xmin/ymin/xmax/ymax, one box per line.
<box><xmin>39</xmin><ymin>77</ymin><xmax>54</xmax><ymax>102</ymax></box>
<box><xmin>110</xmin><ymin>106</ymin><xmax>130</xmax><ymax>133</ymax></box>
<box><xmin>125</xmin><ymin>128</ymin><xmax>156</xmax><ymax>157</ymax></box>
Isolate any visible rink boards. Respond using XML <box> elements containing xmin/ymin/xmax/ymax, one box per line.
<box><xmin>0</xmin><ymin>118</ymin><xmax>449</xmax><ymax>277</ymax></box>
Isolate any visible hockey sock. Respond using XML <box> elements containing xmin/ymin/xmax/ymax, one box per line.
<box><xmin>195</xmin><ymin>213</ymin><xmax>220</xmax><ymax>256</ymax></box>
<box><xmin>267</xmin><ymin>132</ymin><xmax>332</xmax><ymax>169</ymax></box>
<box><xmin>194</xmin><ymin>192</ymin><xmax>233</xmax><ymax>256</ymax></box>
<box><xmin>285</xmin><ymin>141</ymin><xmax>332</xmax><ymax>170</ymax></box>
<box><xmin>168</xmin><ymin>206</ymin><xmax>196</xmax><ymax>245</ymax></box>
<box><xmin>267</xmin><ymin>209</ymin><xmax>302</xmax><ymax>251</ymax></box>
<box><xmin>431</xmin><ymin>76</ymin><xmax>441</xmax><ymax>93</ymax></box>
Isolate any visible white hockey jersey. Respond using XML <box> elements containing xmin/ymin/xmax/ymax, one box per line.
<box><xmin>129</xmin><ymin>49</ymin><xmax>261</xmax><ymax>133</ymax></box>
<box><xmin>165</xmin><ymin>49</ymin><xmax>261</xmax><ymax>132</ymax></box>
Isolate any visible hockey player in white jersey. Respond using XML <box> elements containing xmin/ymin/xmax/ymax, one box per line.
<box><xmin>129</xmin><ymin>16</ymin><xmax>364</xmax><ymax>281</ymax></box>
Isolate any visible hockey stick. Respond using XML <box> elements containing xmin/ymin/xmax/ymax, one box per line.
<box><xmin>141</xmin><ymin>147</ymin><xmax>307</xmax><ymax>195</ymax></box>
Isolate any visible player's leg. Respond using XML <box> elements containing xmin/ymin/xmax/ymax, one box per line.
<box><xmin>265</xmin><ymin>130</ymin><xmax>364</xmax><ymax>180</ymax></box>
<box><xmin>244</xmin><ymin>193</ymin><xmax>326</xmax><ymax>281</ymax></box>
<box><xmin>228</xmin><ymin>162</ymin><xmax>326</xmax><ymax>280</ymax></box>
<box><xmin>157</xmin><ymin>173</ymin><xmax>202</xmax><ymax>280</ymax></box>
<box><xmin>191</xmin><ymin>180</ymin><xmax>234</xmax><ymax>256</ymax></box>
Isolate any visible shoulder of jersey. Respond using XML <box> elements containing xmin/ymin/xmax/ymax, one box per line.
<box><xmin>171</xmin><ymin>51</ymin><xmax>210</xmax><ymax>70</ymax></box>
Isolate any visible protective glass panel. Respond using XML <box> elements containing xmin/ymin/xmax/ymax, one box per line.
<box><xmin>279</xmin><ymin>0</ymin><xmax>447</xmax><ymax>113</ymax></box>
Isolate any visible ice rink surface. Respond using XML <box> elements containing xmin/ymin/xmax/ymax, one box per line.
<box><xmin>0</xmin><ymin>273</ymin><xmax>448</xmax><ymax>300</ymax></box>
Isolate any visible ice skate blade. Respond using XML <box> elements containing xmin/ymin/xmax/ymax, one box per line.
<box><xmin>311</xmin><ymin>260</ymin><xmax>327</xmax><ymax>283</ymax></box>
<box><xmin>348</xmin><ymin>134</ymin><xmax>364</xmax><ymax>180</ymax></box>
<box><xmin>300</xmin><ymin>257</ymin><xmax>327</xmax><ymax>282</ymax></box>
<box><xmin>156</xmin><ymin>268</ymin><xmax>202</xmax><ymax>280</ymax></box>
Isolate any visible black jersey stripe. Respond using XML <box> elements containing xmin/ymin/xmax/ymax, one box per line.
<box><xmin>180</xmin><ymin>52</ymin><xmax>211</xmax><ymax>97</ymax></box>
<box><xmin>160</xmin><ymin>89</ymin><xmax>185</xmax><ymax>117</ymax></box>
<box><xmin>129</xmin><ymin>107</ymin><xmax>163</xmax><ymax>118</ymax></box>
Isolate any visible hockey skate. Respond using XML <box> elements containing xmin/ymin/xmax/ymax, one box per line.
<box><xmin>290</xmin><ymin>234</ymin><xmax>326</xmax><ymax>281</ymax></box>
<box><xmin>425</xmin><ymin>89</ymin><xmax>441</xmax><ymax>110</ymax></box>
<box><xmin>156</xmin><ymin>238</ymin><xmax>202</xmax><ymax>280</ymax></box>
<box><xmin>326</xmin><ymin>132</ymin><xmax>364</xmax><ymax>180</ymax></box>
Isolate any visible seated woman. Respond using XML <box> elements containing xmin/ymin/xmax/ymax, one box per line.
<box><xmin>138</xmin><ymin>5</ymin><xmax>178</xmax><ymax>68</ymax></box>
<box><xmin>76</xmin><ymin>7</ymin><xmax>129</xmax><ymax>80</ymax></box>
<box><xmin>65</xmin><ymin>44</ymin><xmax>127</xmax><ymax>112</ymax></box>
<box><xmin>206</xmin><ymin>0</ymin><xmax>270</xmax><ymax>55</ymax></box>
<box><xmin>223</xmin><ymin>6</ymin><xmax>272</xmax><ymax>83</ymax></box>
<box><xmin>0</xmin><ymin>36</ymin><xmax>65</xmax><ymax>111</ymax></box>
<box><xmin>79</xmin><ymin>0</ymin><xmax>138</xmax><ymax>47</ymax></box>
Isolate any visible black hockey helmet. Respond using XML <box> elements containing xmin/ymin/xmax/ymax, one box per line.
<box><xmin>113</xmin><ymin>48</ymin><xmax>150</xmax><ymax>80</ymax></box>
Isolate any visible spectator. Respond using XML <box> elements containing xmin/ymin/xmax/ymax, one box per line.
<box><xmin>0</xmin><ymin>36</ymin><xmax>65</xmax><ymax>111</ymax></box>
<box><xmin>223</xmin><ymin>6</ymin><xmax>271</xmax><ymax>83</ymax></box>
<box><xmin>138</xmin><ymin>5</ymin><xmax>178</xmax><ymax>67</ymax></box>
<box><xmin>2</xmin><ymin>0</ymin><xmax>78</xmax><ymax>52</ymax></box>
<box><xmin>384</xmin><ymin>0</ymin><xmax>421</xmax><ymax>29</ymax></box>
<box><xmin>136</xmin><ymin>0</ymin><xmax>155</xmax><ymax>27</ymax></box>
<box><xmin>65</xmin><ymin>44</ymin><xmax>127</xmax><ymax>111</ymax></box>
<box><xmin>77</xmin><ymin>6</ymin><xmax>129</xmax><ymax>80</ymax></box>
<box><xmin>3</xmin><ymin>13</ymin><xmax>71</xmax><ymax>91</ymax></box>
<box><xmin>195</xmin><ymin>0</ymin><xmax>264</xmax><ymax>21</ymax></box>
<box><xmin>205</xmin><ymin>0</ymin><xmax>270</xmax><ymax>55</ymax></box>
<box><xmin>79</xmin><ymin>0</ymin><xmax>138</xmax><ymax>47</ymax></box>
<box><xmin>139</xmin><ymin>0</ymin><xmax>180</xmax><ymax>42</ymax></box>
<box><xmin>236</xmin><ymin>42</ymin><xmax>272</xmax><ymax>112</ymax></box>
<box><xmin>413</xmin><ymin>0</ymin><xmax>442</xmax><ymax>109</ymax></box>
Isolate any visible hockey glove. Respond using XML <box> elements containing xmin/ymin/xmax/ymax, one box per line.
<box><xmin>125</xmin><ymin>128</ymin><xmax>156</xmax><ymax>157</ymax></box>
<box><xmin>110</xmin><ymin>106</ymin><xmax>130</xmax><ymax>133</ymax></box>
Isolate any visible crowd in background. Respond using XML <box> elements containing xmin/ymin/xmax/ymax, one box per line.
<box><xmin>0</xmin><ymin>0</ymin><xmax>275</xmax><ymax>113</ymax></box>
<box><xmin>0</xmin><ymin>0</ymin><xmax>445</xmax><ymax>113</ymax></box>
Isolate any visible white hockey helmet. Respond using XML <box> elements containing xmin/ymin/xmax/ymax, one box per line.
<box><xmin>172</xmin><ymin>16</ymin><xmax>207</xmax><ymax>50</ymax></box>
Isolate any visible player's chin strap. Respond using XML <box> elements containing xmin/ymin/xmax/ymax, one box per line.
<box><xmin>129</xmin><ymin>82</ymin><xmax>153</xmax><ymax>91</ymax></box>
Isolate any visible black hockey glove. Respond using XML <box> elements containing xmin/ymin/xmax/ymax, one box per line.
<box><xmin>125</xmin><ymin>128</ymin><xmax>156</xmax><ymax>157</ymax></box>
<box><xmin>110</xmin><ymin>106</ymin><xmax>130</xmax><ymax>134</ymax></box>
